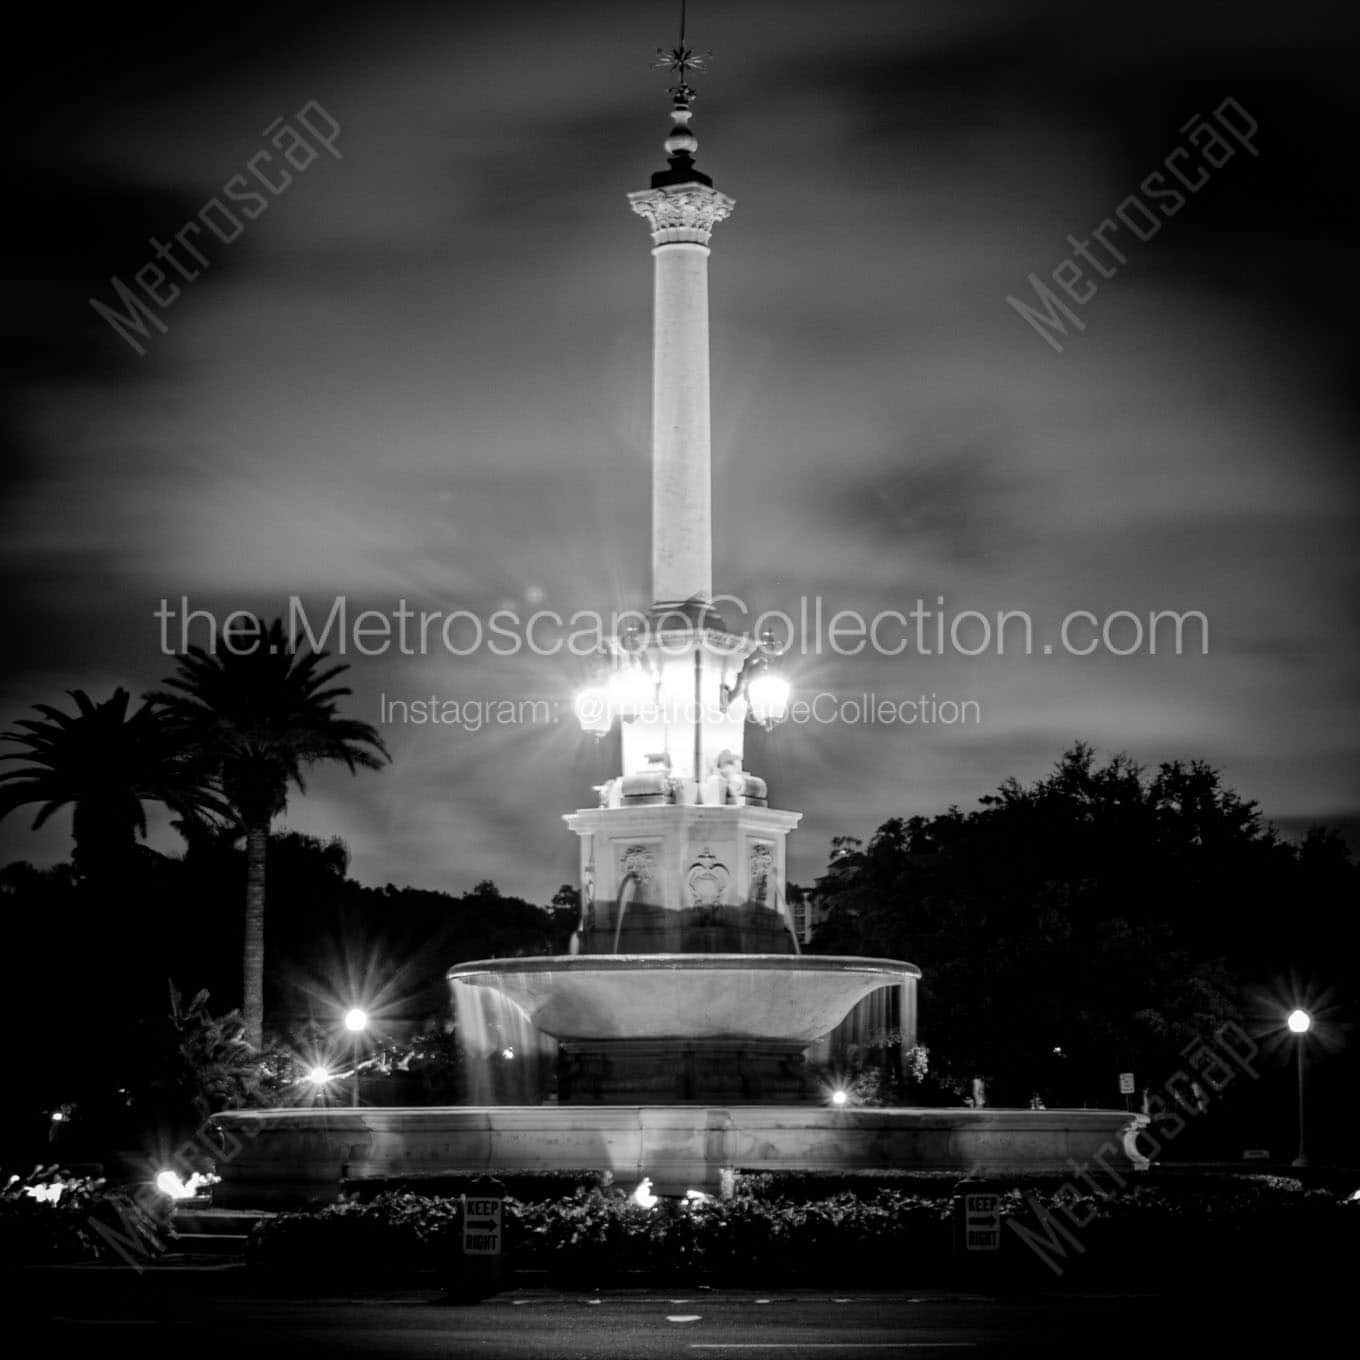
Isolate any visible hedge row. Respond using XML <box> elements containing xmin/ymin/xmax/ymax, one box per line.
<box><xmin>246</xmin><ymin>1177</ymin><xmax>1360</xmax><ymax>1287</ymax></box>
<box><xmin>1</xmin><ymin>1170</ymin><xmax>173</xmax><ymax>1268</ymax></box>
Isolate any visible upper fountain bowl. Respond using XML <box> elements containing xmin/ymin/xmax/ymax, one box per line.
<box><xmin>448</xmin><ymin>954</ymin><xmax>919</xmax><ymax>1045</ymax></box>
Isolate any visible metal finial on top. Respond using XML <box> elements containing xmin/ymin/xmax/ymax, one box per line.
<box><xmin>651</xmin><ymin>0</ymin><xmax>711</xmax><ymax>103</ymax></box>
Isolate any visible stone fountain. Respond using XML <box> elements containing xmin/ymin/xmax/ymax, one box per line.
<box><xmin>212</xmin><ymin>55</ymin><xmax>1146</xmax><ymax>1206</ymax></box>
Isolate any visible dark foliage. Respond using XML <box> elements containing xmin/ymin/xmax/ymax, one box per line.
<box><xmin>244</xmin><ymin>1178</ymin><xmax>1359</xmax><ymax>1289</ymax></box>
<box><xmin>806</xmin><ymin>744</ymin><xmax>1359</xmax><ymax>1153</ymax></box>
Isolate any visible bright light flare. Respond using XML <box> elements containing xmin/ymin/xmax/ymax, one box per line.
<box><xmin>307</xmin><ymin>1065</ymin><xmax>333</xmax><ymax>1085</ymax></box>
<box><xmin>573</xmin><ymin>685</ymin><xmax>612</xmax><ymax>735</ymax></box>
<box><xmin>343</xmin><ymin>1008</ymin><xmax>369</xmax><ymax>1033</ymax></box>
<box><xmin>747</xmin><ymin>670</ymin><xmax>790</xmax><ymax>725</ymax></box>
<box><xmin>830</xmin><ymin>1089</ymin><xmax>849</xmax><ymax>1107</ymax></box>
<box><xmin>1287</xmin><ymin>1009</ymin><xmax>1312</xmax><ymax>1034</ymax></box>
<box><xmin>155</xmin><ymin>1170</ymin><xmax>214</xmax><ymax>1200</ymax></box>
<box><xmin>608</xmin><ymin>664</ymin><xmax>654</xmax><ymax>716</ymax></box>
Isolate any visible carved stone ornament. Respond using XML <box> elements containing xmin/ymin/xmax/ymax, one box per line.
<box><xmin>749</xmin><ymin>842</ymin><xmax>775</xmax><ymax>904</ymax></box>
<box><xmin>628</xmin><ymin>184</ymin><xmax>735</xmax><ymax>245</ymax></box>
<box><xmin>686</xmin><ymin>846</ymin><xmax>731</xmax><ymax>907</ymax></box>
<box><xmin>620</xmin><ymin>845</ymin><xmax>657</xmax><ymax>884</ymax></box>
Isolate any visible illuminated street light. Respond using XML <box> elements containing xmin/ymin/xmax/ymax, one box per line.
<box><xmin>830</xmin><ymin>1089</ymin><xmax>849</xmax><ymax>1107</ymax></box>
<box><xmin>307</xmin><ymin>1065</ymin><xmax>332</xmax><ymax>1086</ymax></box>
<box><xmin>1289</xmin><ymin>1009</ymin><xmax>1312</xmax><ymax>1167</ymax></box>
<box><xmin>344</xmin><ymin>1008</ymin><xmax>369</xmax><ymax>1107</ymax></box>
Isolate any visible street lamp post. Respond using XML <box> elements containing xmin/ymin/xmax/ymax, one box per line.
<box><xmin>1287</xmin><ymin>1009</ymin><xmax>1311</xmax><ymax>1168</ymax></box>
<box><xmin>344</xmin><ymin>1008</ymin><xmax>369</xmax><ymax>1108</ymax></box>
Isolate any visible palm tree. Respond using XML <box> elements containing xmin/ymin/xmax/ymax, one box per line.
<box><xmin>0</xmin><ymin>688</ymin><xmax>229</xmax><ymax>880</ymax></box>
<box><xmin>152</xmin><ymin>618</ymin><xmax>388</xmax><ymax>1047</ymax></box>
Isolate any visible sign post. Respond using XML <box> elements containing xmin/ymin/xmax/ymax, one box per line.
<box><xmin>448</xmin><ymin>1176</ymin><xmax>506</xmax><ymax>1302</ymax></box>
<box><xmin>1118</xmin><ymin>1071</ymin><xmax>1135</xmax><ymax>1112</ymax></box>
<box><xmin>462</xmin><ymin>1195</ymin><xmax>503</xmax><ymax>1256</ymax></box>
<box><xmin>952</xmin><ymin>1185</ymin><xmax>1002</xmax><ymax>1265</ymax></box>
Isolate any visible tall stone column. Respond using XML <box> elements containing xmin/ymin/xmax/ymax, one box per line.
<box><xmin>629</xmin><ymin>102</ymin><xmax>734</xmax><ymax>610</ymax></box>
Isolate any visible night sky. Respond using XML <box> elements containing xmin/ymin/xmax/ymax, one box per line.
<box><xmin>3</xmin><ymin>0</ymin><xmax>1357</xmax><ymax>901</ymax></box>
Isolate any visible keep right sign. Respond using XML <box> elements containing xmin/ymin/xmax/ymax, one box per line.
<box><xmin>462</xmin><ymin>1196</ymin><xmax>503</xmax><ymax>1256</ymax></box>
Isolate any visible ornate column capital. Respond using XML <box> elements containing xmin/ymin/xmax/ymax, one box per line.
<box><xmin>628</xmin><ymin>183</ymin><xmax>736</xmax><ymax>246</ymax></box>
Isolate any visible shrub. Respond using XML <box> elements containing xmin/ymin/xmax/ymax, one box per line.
<box><xmin>246</xmin><ymin>1191</ymin><xmax>461</xmax><ymax>1279</ymax></box>
<box><xmin>341</xmin><ymin>1169</ymin><xmax>606</xmax><ymax>1203</ymax></box>
<box><xmin>0</xmin><ymin>1165</ymin><xmax>173</xmax><ymax>1268</ymax></box>
<box><xmin>245</xmin><ymin>1177</ymin><xmax>1360</xmax><ymax>1288</ymax></box>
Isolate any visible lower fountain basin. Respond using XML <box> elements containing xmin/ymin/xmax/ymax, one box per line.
<box><xmin>210</xmin><ymin>1104</ymin><xmax>1151</xmax><ymax>1205</ymax></box>
<box><xmin>447</xmin><ymin>954</ymin><xmax>919</xmax><ymax>1045</ymax></box>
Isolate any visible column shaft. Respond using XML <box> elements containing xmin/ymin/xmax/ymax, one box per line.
<box><xmin>651</xmin><ymin>241</ymin><xmax>713</xmax><ymax>607</ymax></box>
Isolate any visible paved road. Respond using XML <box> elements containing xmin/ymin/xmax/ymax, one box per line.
<box><xmin>34</xmin><ymin>1286</ymin><xmax>1331</xmax><ymax>1358</ymax></box>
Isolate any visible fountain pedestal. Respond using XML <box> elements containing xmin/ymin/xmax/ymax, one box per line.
<box><xmin>565</xmin><ymin>804</ymin><xmax>802</xmax><ymax>952</ymax></box>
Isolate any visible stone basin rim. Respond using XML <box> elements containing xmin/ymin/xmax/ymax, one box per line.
<box><xmin>213</xmin><ymin>1104</ymin><xmax>1136</xmax><ymax>1125</ymax></box>
<box><xmin>447</xmin><ymin>953</ymin><xmax>921</xmax><ymax>981</ymax></box>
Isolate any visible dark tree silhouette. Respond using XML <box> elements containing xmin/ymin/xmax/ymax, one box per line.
<box><xmin>152</xmin><ymin>618</ymin><xmax>387</xmax><ymax>1048</ymax></box>
<box><xmin>808</xmin><ymin>743</ymin><xmax>1358</xmax><ymax>1110</ymax></box>
<box><xmin>0</xmin><ymin>688</ymin><xmax>228</xmax><ymax>881</ymax></box>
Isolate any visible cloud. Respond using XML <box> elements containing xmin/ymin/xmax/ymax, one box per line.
<box><xmin>2</xmin><ymin>1</ymin><xmax>1357</xmax><ymax>896</ymax></box>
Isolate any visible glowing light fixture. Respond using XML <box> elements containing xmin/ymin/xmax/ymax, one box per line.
<box><xmin>344</xmin><ymin>1008</ymin><xmax>369</xmax><ymax>1033</ymax></box>
<box><xmin>307</xmin><ymin>1065</ymin><xmax>332</xmax><ymax>1085</ymax></box>
<box><xmin>1288</xmin><ymin>1008</ymin><xmax>1313</xmax><ymax>1167</ymax></box>
<box><xmin>573</xmin><ymin>684</ymin><xmax>613</xmax><ymax>735</ymax></box>
<box><xmin>608</xmin><ymin>660</ymin><xmax>655</xmax><ymax>718</ymax></box>
<box><xmin>155</xmin><ymin>1170</ymin><xmax>213</xmax><ymax>1200</ymax></box>
<box><xmin>830</xmin><ymin>1089</ymin><xmax>849</xmax><ymax>1107</ymax></box>
<box><xmin>746</xmin><ymin>670</ymin><xmax>790</xmax><ymax>726</ymax></box>
<box><xmin>723</xmin><ymin>648</ymin><xmax>790</xmax><ymax>728</ymax></box>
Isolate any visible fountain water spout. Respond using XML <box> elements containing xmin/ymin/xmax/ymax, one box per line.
<box><xmin>771</xmin><ymin>882</ymin><xmax>802</xmax><ymax>956</ymax></box>
<box><xmin>612</xmin><ymin>872</ymin><xmax>643</xmax><ymax>955</ymax></box>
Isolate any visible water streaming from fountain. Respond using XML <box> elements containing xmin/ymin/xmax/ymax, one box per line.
<box><xmin>449</xmin><ymin>972</ymin><xmax>555</xmax><ymax>1105</ymax></box>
